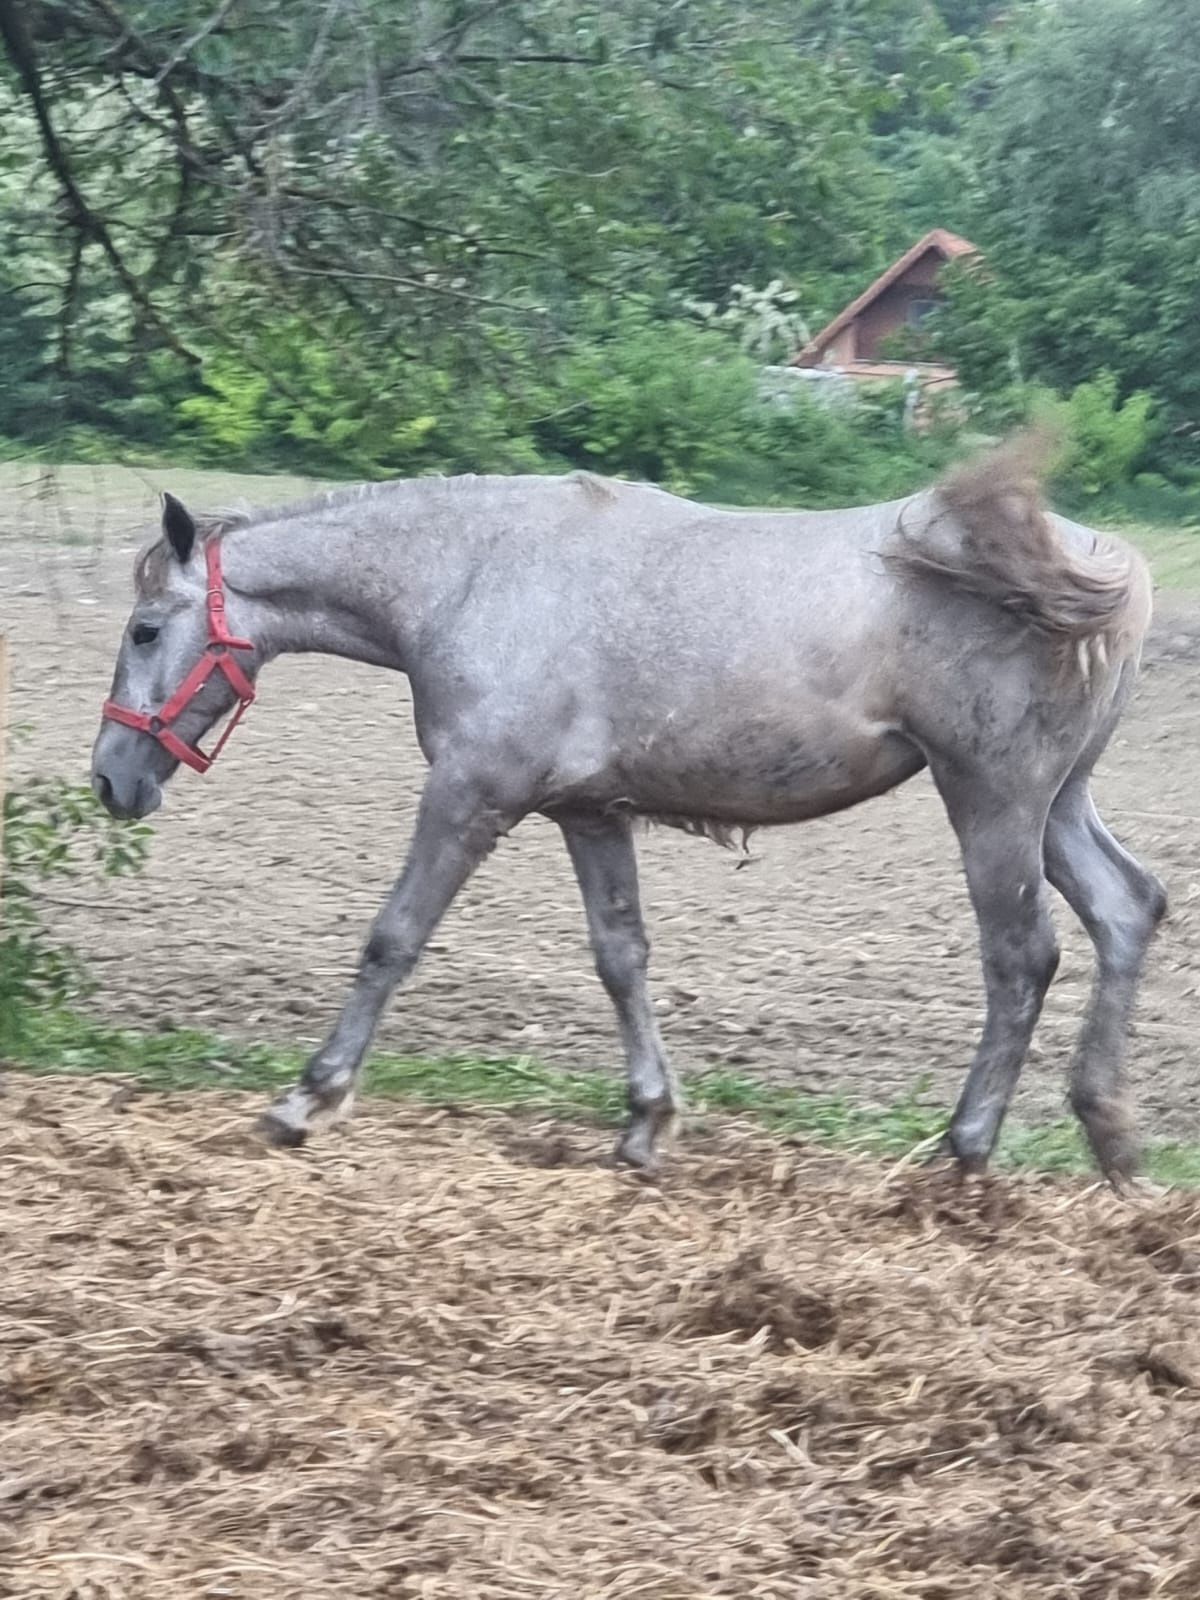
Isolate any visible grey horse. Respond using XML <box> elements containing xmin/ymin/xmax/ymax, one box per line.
<box><xmin>91</xmin><ymin>438</ymin><xmax>1166</xmax><ymax>1178</ymax></box>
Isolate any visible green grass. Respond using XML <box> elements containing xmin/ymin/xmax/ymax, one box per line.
<box><xmin>1122</xmin><ymin>521</ymin><xmax>1200</xmax><ymax>591</ymax></box>
<box><xmin>10</xmin><ymin>1008</ymin><xmax>1200</xmax><ymax>1186</ymax></box>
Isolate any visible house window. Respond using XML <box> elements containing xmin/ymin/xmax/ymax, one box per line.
<box><xmin>907</xmin><ymin>298</ymin><xmax>940</xmax><ymax>329</ymax></box>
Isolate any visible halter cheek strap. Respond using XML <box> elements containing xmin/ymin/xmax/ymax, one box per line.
<box><xmin>102</xmin><ymin>540</ymin><xmax>257</xmax><ymax>775</ymax></box>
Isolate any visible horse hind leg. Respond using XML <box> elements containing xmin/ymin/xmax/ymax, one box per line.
<box><xmin>558</xmin><ymin>813</ymin><xmax>680</xmax><ymax>1169</ymax></box>
<box><xmin>930</xmin><ymin>762</ymin><xmax>1062</xmax><ymax>1172</ymax></box>
<box><xmin>1044</xmin><ymin>778</ymin><xmax>1167</xmax><ymax>1180</ymax></box>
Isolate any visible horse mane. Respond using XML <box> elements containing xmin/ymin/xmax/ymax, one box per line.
<box><xmin>132</xmin><ymin>472</ymin><xmax>623</xmax><ymax>596</ymax></box>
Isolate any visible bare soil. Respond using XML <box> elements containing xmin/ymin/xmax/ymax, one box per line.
<box><xmin>4</xmin><ymin>1074</ymin><xmax>1200</xmax><ymax>1599</ymax></box>
<box><xmin>3</xmin><ymin>464</ymin><xmax>1199</xmax><ymax>1135</ymax></box>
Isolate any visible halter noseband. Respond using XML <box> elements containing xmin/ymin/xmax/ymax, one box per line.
<box><xmin>102</xmin><ymin>540</ymin><xmax>256</xmax><ymax>775</ymax></box>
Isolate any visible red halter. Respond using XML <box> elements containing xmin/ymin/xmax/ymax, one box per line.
<box><xmin>102</xmin><ymin>540</ymin><xmax>256</xmax><ymax>775</ymax></box>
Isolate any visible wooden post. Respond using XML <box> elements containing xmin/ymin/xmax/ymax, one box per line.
<box><xmin>0</xmin><ymin>636</ymin><xmax>7</xmax><ymax>907</ymax></box>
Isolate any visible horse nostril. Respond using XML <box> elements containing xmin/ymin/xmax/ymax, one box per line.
<box><xmin>94</xmin><ymin>773</ymin><xmax>115</xmax><ymax>808</ymax></box>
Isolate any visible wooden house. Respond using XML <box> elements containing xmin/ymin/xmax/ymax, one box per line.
<box><xmin>790</xmin><ymin>229</ymin><xmax>979</xmax><ymax>400</ymax></box>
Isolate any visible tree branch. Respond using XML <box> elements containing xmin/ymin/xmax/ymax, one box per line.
<box><xmin>85</xmin><ymin>0</ymin><xmax>265</xmax><ymax>179</ymax></box>
<box><xmin>250</xmin><ymin>0</ymin><xmax>347</xmax><ymax>134</ymax></box>
<box><xmin>277</xmin><ymin>182</ymin><xmax>572</xmax><ymax>269</ymax></box>
<box><xmin>282</xmin><ymin>258</ymin><xmax>543</xmax><ymax>315</ymax></box>
<box><xmin>153</xmin><ymin>0</ymin><xmax>238</xmax><ymax>86</ymax></box>
<box><xmin>57</xmin><ymin>233</ymin><xmax>84</xmax><ymax>378</ymax></box>
<box><xmin>0</xmin><ymin>0</ymin><xmax>202</xmax><ymax>365</ymax></box>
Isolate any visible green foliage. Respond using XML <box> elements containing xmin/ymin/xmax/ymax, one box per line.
<box><xmin>932</xmin><ymin>0</ymin><xmax>1200</xmax><ymax>486</ymax></box>
<box><xmin>0</xmin><ymin>780</ymin><xmax>151</xmax><ymax>1051</ymax></box>
<box><xmin>0</xmin><ymin>0</ymin><xmax>903</xmax><ymax>472</ymax></box>
<box><xmin>162</xmin><ymin>287</ymin><xmax>948</xmax><ymax>504</ymax></box>
<box><xmin>749</xmin><ymin>384</ymin><xmax>955</xmax><ymax>506</ymax></box>
<box><xmin>177</xmin><ymin>357</ymin><xmax>271</xmax><ymax>457</ymax></box>
<box><xmin>928</xmin><ymin>259</ymin><xmax>1020</xmax><ymax>407</ymax></box>
<box><xmin>175</xmin><ymin>309</ymin><xmax>554</xmax><ymax>478</ymax></box>
<box><xmin>543</xmin><ymin>310</ymin><xmax>759</xmax><ymax>493</ymax></box>
<box><xmin>2</xmin><ymin>0</ymin><xmax>1196</xmax><ymax>506</ymax></box>
<box><xmin>1051</xmin><ymin>373</ymin><xmax>1156</xmax><ymax>498</ymax></box>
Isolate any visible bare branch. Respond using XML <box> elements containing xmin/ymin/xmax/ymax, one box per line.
<box><xmin>282</xmin><ymin>258</ymin><xmax>544</xmax><ymax>315</ymax></box>
<box><xmin>86</xmin><ymin>0</ymin><xmax>265</xmax><ymax>179</ymax></box>
<box><xmin>0</xmin><ymin>0</ymin><xmax>202</xmax><ymax>366</ymax></box>
<box><xmin>57</xmin><ymin>233</ymin><xmax>84</xmax><ymax>378</ymax></box>
<box><xmin>251</xmin><ymin>0</ymin><xmax>348</xmax><ymax>133</ymax></box>
<box><xmin>454</xmin><ymin>52</ymin><xmax>604</xmax><ymax>66</ymax></box>
<box><xmin>153</xmin><ymin>0</ymin><xmax>238</xmax><ymax>87</ymax></box>
<box><xmin>277</xmin><ymin>184</ymin><xmax>540</xmax><ymax>259</ymax></box>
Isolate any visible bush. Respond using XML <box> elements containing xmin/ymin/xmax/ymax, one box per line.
<box><xmin>1053</xmin><ymin>372</ymin><xmax>1156</xmax><ymax>497</ymax></box>
<box><xmin>1</xmin><ymin>780</ymin><xmax>151</xmax><ymax>1053</ymax></box>
<box><xmin>747</xmin><ymin>383</ymin><xmax>955</xmax><ymax>507</ymax></box>
<box><xmin>539</xmin><ymin>309</ymin><xmax>760</xmax><ymax>493</ymax></box>
<box><xmin>173</xmin><ymin>305</ymin><xmax>556</xmax><ymax>480</ymax></box>
<box><xmin>532</xmin><ymin>303</ymin><xmax>955</xmax><ymax>504</ymax></box>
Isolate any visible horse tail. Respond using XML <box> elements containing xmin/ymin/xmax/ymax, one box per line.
<box><xmin>890</xmin><ymin>430</ymin><xmax>1151</xmax><ymax>659</ymax></box>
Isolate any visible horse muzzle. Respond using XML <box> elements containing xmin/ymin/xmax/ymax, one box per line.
<box><xmin>91</xmin><ymin>764</ymin><xmax>163</xmax><ymax>821</ymax></box>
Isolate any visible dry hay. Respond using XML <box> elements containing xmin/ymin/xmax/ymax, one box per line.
<box><xmin>3</xmin><ymin>1077</ymin><xmax>1200</xmax><ymax>1599</ymax></box>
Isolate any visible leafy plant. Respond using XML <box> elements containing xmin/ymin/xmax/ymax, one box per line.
<box><xmin>747</xmin><ymin>380</ymin><xmax>954</xmax><ymax>506</ymax></box>
<box><xmin>544</xmin><ymin>308</ymin><xmax>762</xmax><ymax>493</ymax></box>
<box><xmin>9</xmin><ymin>0</ymin><xmax>1199</xmax><ymax>505</ymax></box>
<box><xmin>1055</xmin><ymin>372</ymin><xmax>1156</xmax><ymax>497</ymax></box>
<box><xmin>0</xmin><ymin>779</ymin><xmax>151</xmax><ymax>1051</ymax></box>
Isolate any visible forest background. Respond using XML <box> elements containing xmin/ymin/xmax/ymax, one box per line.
<box><xmin>1</xmin><ymin>0</ymin><xmax>1196</xmax><ymax>517</ymax></box>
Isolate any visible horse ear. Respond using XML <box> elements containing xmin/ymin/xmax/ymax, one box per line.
<box><xmin>162</xmin><ymin>492</ymin><xmax>197</xmax><ymax>563</ymax></box>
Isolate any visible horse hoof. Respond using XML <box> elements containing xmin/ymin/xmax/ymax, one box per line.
<box><xmin>1109</xmin><ymin>1172</ymin><xmax>1165</xmax><ymax>1204</ymax></box>
<box><xmin>257</xmin><ymin>1111</ymin><xmax>308</xmax><ymax>1149</ymax></box>
<box><xmin>921</xmin><ymin>1133</ymin><xmax>954</xmax><ymax>1168</ymax></box>
<box><xmin>924</xmin><ymin>1129</ymin><xmax>989</xmax><ymax>1178</ymax></box>
<box><xmin>613</xmin><ymin>1131</ymin><xmax>660</xmax><ymax>1173</ymax></box>
<box><xmin>955</xmin><ymin>1153</ymin><xmax>990</xmax><ymax>1179</ymax></box>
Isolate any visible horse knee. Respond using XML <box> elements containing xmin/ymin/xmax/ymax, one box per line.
<box><xmin>593</xmin><ymin>923</ymin><xmax>649</xmax><ymax>995</ymax></box>
<box><xmin>362</xmin><ymin>928</ymin><xmax>421</xmax><ymax>982</ymax></box>
<box><xmin>978</xmin><ymin>891</ymin><xmax>1058</xmax><ymax>1009</ymax></box>
<box><xmin>1004</xmin><ymin>908</ymin><xmax>1058</xmax><ymax>996</ymax></box>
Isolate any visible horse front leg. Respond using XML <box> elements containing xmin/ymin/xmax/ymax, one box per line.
<box><xmin>259</xmin><ymin>767</ymin><xmax>512</xmax><ymax>1146</ymax></box>
<box><xmin>559</xmin><ymin>813</ymin><xmax>681</xmax><ymax>1169</ymax></box>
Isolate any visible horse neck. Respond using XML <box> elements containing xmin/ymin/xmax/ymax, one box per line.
<box><xmin>222</xmin><ymin>511</ymin><xmax>431</xmax><ymax>672</ymax></box>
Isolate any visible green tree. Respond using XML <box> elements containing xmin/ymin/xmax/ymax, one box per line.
<box><xmin>938</xmin><ymin>0</ymin><xmax>1200</xmax><ymax>477</ymax></box>
<box><xmin>0</xmin><ymin>0</ymin><xmax>900</xmax><ymax>471</ymax></box>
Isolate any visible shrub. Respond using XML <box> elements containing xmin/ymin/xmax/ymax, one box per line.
<box><xmin>748</xmin><ymin>382</ymin><xmax>954</xmax><ymax>506</ymax></box>
<box><xmin>1054</xmin><ymin>372</ymin><xmax>1156</xmax><ymax>497</ymax></box>
<box><xmin>539</xmin><ymin>310</ymin><xmax>760</xmax><ymax>494</ymax></box>
<box><xmin>1</xmin><ymin>779</ymin><xmax>151</xmax><ymax>1052</ymax></box>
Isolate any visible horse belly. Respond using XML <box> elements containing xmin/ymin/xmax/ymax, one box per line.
<box><xmin>561</xmin><ymin>707</ymin><xmax>925</xmax><ymax>825</ymax></box>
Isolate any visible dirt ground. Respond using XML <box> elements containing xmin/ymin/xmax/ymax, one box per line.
<box><xmin>4</xmin><ymin>1073</ymin><xmax>1200</xmax><ymax>1599</ymax></box>
<box><xmin>3</xmin><ymin>463</ymin><xmax>1199</xmax><ymax>1135</ymax></box>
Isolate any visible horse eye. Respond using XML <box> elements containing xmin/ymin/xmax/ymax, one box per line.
<box><xmin>131</xmin><ymin>622</ymin><xmax>160</xmax><ymax>647</ymax></box>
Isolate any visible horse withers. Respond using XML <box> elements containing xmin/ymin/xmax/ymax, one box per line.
<box><xmin>91</xmin><ymin>439</ymin><xmax>1166</xmax><ymax>1179</ymax></box>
